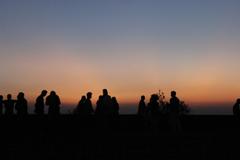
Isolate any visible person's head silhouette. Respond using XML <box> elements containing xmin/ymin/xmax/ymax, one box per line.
<box><xmin>87</xmin><ymin>92</ymin><xmax>92</xmax><ymax>99</ymax></box>
<box><xmin>171</xmin><ymin>91</ymin><xmax>177</xmax><ymax>98</ymax></box>
<box><xmin>112</xmin><ymin>97</ymin><xmax>117</xmax><ymax>102</ymax></box>
<box><xmin>17</xmin><ymin>92</ymin><xmax>24</xmax><ymax>99</ymax></box>
<box><xmin>81</xmin><ymin>96</ymin><xmax>86</xmax><ymax>101</ymax></box>
<box><xmin>41</xmin><ymin>90</ymin><xmax>48</xmax><ymax>97</ymax></box>
<box><xmin>237</xmin><ymin>98</ymin><xmax>240</xmax><ymax>104</ymax></box>
<box><xmin>103</xmin><ymin>89</ymin><xmax>108</xmax><ymax>96</ymax></box>
<box><xmin>150</xmin><ymin>94</ymin><xmax>159</xmax><ymax>102</ymax></box>
<box><xmin>0</xmin><ymin>95</ymin><xmax>3</xmax><ymax>101</ymax></box>
<box><xmin>50</xmin><ymin>91</ymin><xmax>56</xmax><ymax>96</ymax></box>
<box><xmin>7</xmin><ymin>94</ymin><xmax>12</xmax><ymax>100</ymax></box>
<box><xmin>141</xmin><ymin>95</ymin><xmax>145</xmax><ymax>101</ymax></box>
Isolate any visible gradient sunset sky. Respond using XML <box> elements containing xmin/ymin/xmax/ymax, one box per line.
<box><xmin>0</xmin><ymin>0</ymin><xmax>240</xmax><ymax>114</ymax></box>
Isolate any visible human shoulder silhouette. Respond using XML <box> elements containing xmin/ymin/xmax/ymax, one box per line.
<box><xmin>102</xmin><ymin>89</ymin><xmax>113</xmax><ymax>115</ymax></box>
<box><xmin>35</xmin><ymin>90</ymin><xmax>48</xmax><ymax>115</ymax></box>
<box><xmin>75</xmin><ymin>96</ymin><xmax>87</xmax><ymax>115</ymax></box>
<box><xmin>112</xmin><ymin>97</ymin><xmax>119</xmax><ymax>115</ymax></box>
<box><xmin>85</xmin><ymin>92</ymin><xmax>94</xmax><ymax>115</ymax></box>
<box><xmin>46</xmin><ymin>91</ymin><xmax>61</xmax><ymax>115</ymax></box>
<box><xmin>3</xmin><ymin>94</ymin><xmax>16</xmax><ymax>115</ymax></box>
<box><xmin>169</xmin><ymin>91</ymin><xmax>180</xmax><ymax>113</ymax></box>
<box><xmin>168</xmin><ymin>91</ymin><xmax>182</xmax><ymax>132</ymax></box>
<box><xmin>147</xmin><ymin>94</ymin><xmax>160</xmax><ymax>116</ymax></box>
<box><xmin>138</xmin><ymin>95</ymin><xmax>146</xmax><ymax>116</ymax></box>
<box><xmin>15</xmin><ymin>92</ymin><xmax>28</xmax><ymax>115</ymax></box>
<box><xmin>95</xmin><ymin>95</ymin><xmax>103</xmax><ymax>115</ymax></box>
<box><xmin>233</xmin><ymin>98</ymin><xmax>240</xmax><ymax>116</ymax></box>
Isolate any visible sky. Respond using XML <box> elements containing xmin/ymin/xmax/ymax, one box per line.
<box><xmin>0</xmin><ymin>0</ymin><xmax>240</xmax><ymax>114</ymax></box>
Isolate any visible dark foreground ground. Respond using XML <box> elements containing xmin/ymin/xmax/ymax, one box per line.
<box><xmin>0</xmin><ymin>115</ymin><xmax>240</xmax><ymax>160</ymax></box>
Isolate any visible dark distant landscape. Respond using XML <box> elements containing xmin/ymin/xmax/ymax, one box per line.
<box><xmin>1</xmin><ymin>115</ymin><xmax>240</xmax><ymax>160</ymax></box>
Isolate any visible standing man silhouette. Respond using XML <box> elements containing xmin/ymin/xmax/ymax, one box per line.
<box><xmin>46</xmin><ymin>91</ymin><xmax>61</xmax><ymax>115</ymax></box>
<box><xmin>102</xmin><ymin>89</ymin><xmax>113</xmax><ymax>115</ymax></box>
<box><xmin>168</xmin><ymin>91</ymin><xmax>182</xmax><ymax>132</ymax></box>
<box><xmin>35</xmin><ymin>90</ymin><xmax>48</xmax><ymax>115</ymax></box>
<box><xmin>84</xmin><ymin>92</ymin><xmax>94</xmax><ymax>115</ymax></box>
<box><xmin>15</xmin><ymin>92</ymin><xmax>28</xmax><ymax>115</ymax></box>
<box><xmin>147</xmin><ymin>94</ymin><xmax>160</xmax><ymax>116</ymax></box>
<box><xmin>75</xmin><ymin>96</ymin><xmax>87</xmax><ymax>115</ymax></box>
<box><xmin>138</xmin><ymin>95</ymin><xmax>146</xmax><ymax>116</ymax></box>
<box><xmin>3</xmin><ymin>94</ymin><xmax>16</xmax><ymax>115</ymax></box>
<box><xmin>95</xmin><ymin>95</ymin><xmax>103</xmax><ymax>115</ymax></box>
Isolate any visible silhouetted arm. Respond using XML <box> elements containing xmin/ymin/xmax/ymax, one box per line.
<box><xmin>45</xmin><ymin>97</ymin><xmax>49</xmax><ymax>106</ymax></box>
<box><xmin>26</xmin><ymin>100</ymin><xmax>28</xmax><ymax>107</ymax></box>
<box><xmin>89</xmin><ymin>102</ymin><xmax>94</xmax><ymax>114</ymax></box>
<box><xmin>58</xmin><ymin>97</ymin><xmax>61</xmax><ymax>106</ymax></box>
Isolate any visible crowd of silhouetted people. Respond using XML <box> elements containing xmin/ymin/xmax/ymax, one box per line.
<box><xmin>0</xmin><ymin>89</ymin><xmax>239</xmax><ymax>118</ymax></box>
<box><xmin>137</xmin><ymin>91</ymin><xmax>183</xmax><ymax>132</ymax></box>
<box><xmin>0</xmin><ymin>90</ymin><xmax>61</xmax><ymax>116</ymax></box>
<box><xmin>137</xmin><ymin>91</ymin><xmax>184</xmax><ymax>117</ymax></box>
<box><xmin>0</xmin><ymin>93</ymin><xmax>28</xmax><ymax>115</ymax></box>
<box><xmin>0</xmin><ymin>89</ymin><xmax>120</xmax><ymax>116</ymax></box>
<box><xmin>73</xmin><ymin>89</ymin><xmax>119</xmax><ymax>115</ymax></box>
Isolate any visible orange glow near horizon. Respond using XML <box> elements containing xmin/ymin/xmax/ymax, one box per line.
<box><xmin>0</xmin><ymin>40</ymin><xmax>240</xmax><ymax>110</ymax></box>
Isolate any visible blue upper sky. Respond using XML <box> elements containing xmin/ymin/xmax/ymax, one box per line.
<box><xmin>1</xmin><ymin>0</ymin><xmax>239</xmax><ymax>51</ymax></box>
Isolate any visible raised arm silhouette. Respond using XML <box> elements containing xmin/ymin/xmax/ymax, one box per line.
<box><xmin>46</xmin><ymin>91</ymin><xmax>61</xmax><ymax>115</ymax></box>
<box><xmin>35</xmin><ymin>90</ymin><xmax>48</xmax><ymax>115</ymax></box>
<box><xmin>15</xmin><ymin>92</ymin><xmax>28</xmax><ymax>115</ymax></box>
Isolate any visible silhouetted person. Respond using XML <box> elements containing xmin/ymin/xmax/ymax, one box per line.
<box><xmin>102</xmin><ymin>89</ymin><xmax>113</xmax><ymax>115</ymax></box>
<box><xmin>168</xmin><ymin>91</ymin><xmax>182</xmax><ymax>132</ymax></box>
<box><xmin>3</xmin><ymin>94</ymin><xmax>16</xmax><ymax>115</ymax></box>
<box><xmin>95</xmin><ymin>95</ymin><xmax>103</xmax><ymax>115</ymax></box>
<box><xmin>146</xmin><ymin>94</ymin><xmax>160</xmax><ymax>133</ymax></box>
<box><xmin>46</xmin><ymin>91</ymin><xmax>61</xmax><ymax>115</ymax></box>
<box><xmin>169</xmin><ymin>91</ymin><xmax>181</xmax><ymax>113</ymax></box>
<box><xmin>35</xmin><ymin>90</ymin><xmax>48</xmax><ymax>115</ymax></box>
<box><xmin>111</xmin><ymin>97</ymin><xmax>119</xmax><ymax>115</ymax></box>
<box><xmin>147</xmin><ymin>94</ymin><xmax>160</xmax><ymax>116</ymax></box>
<box><xmin>0</xmin><ymin>95</ymin><xmax>3</xmax><ymax>115</ymax></box>
<box><xmin>84</xmin><ymin>92</ymin><xmax>94</xmax><ymax>115</ymax></box>
<box><xmin>75</xmin><ymin>96</ymin><xmax>87</xmax><ymax>115</ymax></box>
<box><xmin>15</xmin><ymin>92</ymin><xmax>28</xmax><ymax>115</ymax></box>
<box><xmin>138</xmin><ymin>95</ymin><xmax>146</xmax><ymax>116</ymax></box>
<box><xmin>233</xmin><ymin>98</ymin><xmax>240</xmax><ymax>116</ymax></box>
